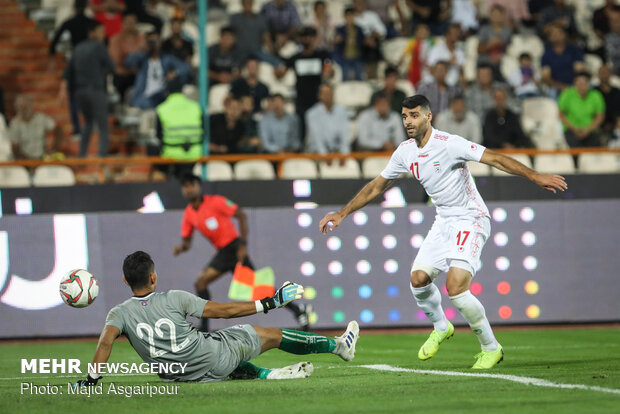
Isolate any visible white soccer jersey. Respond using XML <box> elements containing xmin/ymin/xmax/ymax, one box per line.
<box><xmin>381</xmin><ymin>128</ymin><xmax>490</xmax><ymax>219</ymax></box>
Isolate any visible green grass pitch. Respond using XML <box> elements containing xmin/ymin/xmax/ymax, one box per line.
<box><xmin>1</xmin><ymin>328</ymin><xmax>618</xmax><ymax>414</ymax></box>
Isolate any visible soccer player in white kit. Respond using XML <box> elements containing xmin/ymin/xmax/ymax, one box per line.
<box><xmin>319</xmin><ymin>95</ymin><xmax>567</xmax><ymax>369</ymax></box>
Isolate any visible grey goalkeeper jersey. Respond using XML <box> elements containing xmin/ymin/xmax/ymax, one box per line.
<box><xmin>105</xmin><ymin>290</ymin><xmax>213</xmax><ymax>381</ymax></box>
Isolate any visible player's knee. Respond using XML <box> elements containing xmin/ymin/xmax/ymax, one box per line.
<box><xmin>410</xmin><ymin>270</ymin><xmax>432</xmax><ymax>288</ymax></box>
<box><xmin>445</xmin><ymin>279</ymin><xmax>468</xmax><ymax>296</ymax></box>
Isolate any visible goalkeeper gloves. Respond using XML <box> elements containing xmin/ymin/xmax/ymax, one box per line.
<box><xmin>75</xmin><ymin>374</ymin><xmax>101</xmax><ymax>387</ymax></box>
<box><xmin>260</xmin><ymin>281</ymin><xmax>304</xmax><ymax>313</ymax></box>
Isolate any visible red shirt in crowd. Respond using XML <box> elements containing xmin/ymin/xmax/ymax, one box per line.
<box><xmin>180</xmin><ymin>195</ymin><xmax>239</xmax><ymax>249</ymax></box>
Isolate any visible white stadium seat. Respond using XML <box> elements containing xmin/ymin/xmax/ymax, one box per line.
<box><xmin>382</xmin><ymin>37</ymin><xmax>409</xmax><ymax>65</ymax></box>
<box><xmin>362</xmin><ymin>156</ymin><xmax>390</xmax><ymax>179</ymax></box>
<box><xmin>396</xmin><ymin>79</ymin><xmax>415</xmax><ymax>97</ymax></box>
<box><xmin>467</xmin><ymin>161</ymin><xmax>491</xmax><ymax>176</ymax></box>
<box><xmin>492</xmin><ymin>154</ymin><xmax>533</xmax><ymax>176</ymax></box>
<box><xmin>208</xmin><ymin>84</ymin><xmax>230</xmax><ymax>114</ymax></box>
<box><xmin>334</xmin><ymin>82</ymin><xmax>374</xmax><ymax>110</ymax></box>
<box><xmin>578</xmin><ymin>153</ymin><xmax>618</xmax><ymax>174</ymax></box>
<box><xmin>32</xmin><ymin>166</ymin><xmax>75</xmax><ymax>187</ymax></box>
<box><xmin>0</xmin><ymin>166</ymin><xmax>30</xmax><ymax>188</ymax></box>
<box><xmin>281</xmin><ymin>158</ymin><xmax>319</xmax><ymax>179</ymax></box>
<box><xmin>533</xmin><ymin>154</ymin><xmax>576</xmax><ymax>174</ymax></box>
<box><xmin>234</xmin><ymin>160</ymin><xmax>276</xmax><ymax>180</ymax></box>
<box><xmin>193</xmin><ymin>162</ymin><xmax>234</xmax><ymax>181</ymax></box>
<box><xmin>318</xmin><ymin>159</ymin><xmax>361</xmax><ymax>179</ymax></box>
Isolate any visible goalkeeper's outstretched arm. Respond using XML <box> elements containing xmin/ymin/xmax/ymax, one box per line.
<box><xmin>77</xmin><ymin>325</ymin><xmax>120</xmax><ymax>386</ymax></box>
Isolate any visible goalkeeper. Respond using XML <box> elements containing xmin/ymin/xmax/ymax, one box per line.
<box><xmin>77</xmin><ymin>251</ymin><xmax>359</xmax><ymax>384</ymax></box>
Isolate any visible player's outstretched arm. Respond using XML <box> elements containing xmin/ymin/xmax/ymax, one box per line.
<box><xmin>319</xmin><ymin>175</ymin><xmax>393</xmax><ymax>234</ymax></box>
<box><xmin>202</xmin><ymin>282</ymin><xmax>304</xmax><ymax>319</ymax></box>
<box><xmin>76</xmin><ymin>325</ymin><xmax>120</xmax><ymax>386</ymax></box>
<box><xmin>480</xmin><ymin>149</ymin><xmax>567</xmax><ymax>193</ymax></box>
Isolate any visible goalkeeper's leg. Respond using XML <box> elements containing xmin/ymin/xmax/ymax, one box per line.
<box><xmin>228</xmin><ymin>361</ymin><xmax>313</xmax><ymax>380</ymax></box>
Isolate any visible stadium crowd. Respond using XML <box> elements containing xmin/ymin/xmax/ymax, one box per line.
<box><xmin>0</xmin><ymin>0</ymin><xmax>619</xmax><ymax>172</ymax></box>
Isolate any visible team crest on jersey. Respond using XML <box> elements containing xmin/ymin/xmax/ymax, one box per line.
<box><xmin>140</xmin><ymin>301</ymin><xmax>148</xmax><ymax>306</ymax></box>
<box><xmin>433</xmin><ymin>161</ymin><xmax>441</xmax><ymax>172</ymax></box>
<box><xmin>205</xmin><ymin>217</ymin><xmax>219</xmax><ymax>230</ymax></box>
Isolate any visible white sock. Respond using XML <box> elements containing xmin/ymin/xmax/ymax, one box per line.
<box><xmin>410</xmin><ymin>283</ymin><xmax>449</xmax><ymax>332</ymax></box>
<box><xmin>450</xmin><ymin>290</ymin><xmax>498</xmax><ymax>351</ymax></box>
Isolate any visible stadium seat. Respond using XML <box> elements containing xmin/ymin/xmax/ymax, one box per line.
<box><xmin>208</xmin><ymin>84</ymin><xmax>230</xmax><ymax>114</ymax></box>
<box><xmin>396</xmin><ymin>79</ymin><xmax>415</xmax><ymax>97</ymax></box>
<box><xmin>234</xmin><ymin>160</ymin><xmax>276</xmax><ymax>180</ymax></box>
<box><xmin>32</xmin><ymin>166</ymin><xmax>75</xmax><ymax>187</ymax></box>
<box><xmin>334</xmin><ymin>82</ymin><xmax>374</xmax><ymax>111</ymax></box>
<box><xmin>0</xmin><ymin>166</ymin><xmax>31</xmax><ymax>188</ymax></box>
<box><xmin>464</xmin><ymin>35</ymin><xmax>479</xmax><ymax>82</ymax></box>
<box><xmin>522</xmin><ymin>97</ymin><xmax>559</xmax><ymax>122</ymax></box>
<box><xmin>492</xmin><ymin>154</ymin><xmax>533</xmax><ymax>176</ymax></box>
<box><xmin>382</xmin><ymin>37</ymin><xmax>409</xmax><ymax>65</ymax></box>
<box><xmin>362</xmin><ymin>156</ymin><xmax>390</xmax><ymax>179</ymax></box>
<box><xmin>506</xmin><ymin>35</ymin><xmax>544</xmax><ymax>62</ymax></box>
<box><xmin>578</xmin><ymin>153</ymin><xmax>618</xmax><ymax>174</ymax></box>
<box><xmin>281</xmin><ymin>158</ymin><xmax>319</xmax><ymax>179</ymax></box>
<box><xmin>467</xmin><ymin>161</ymin><xmax>491</xmax><ymax>176</ymax></box>
<box><xmin>585</xmin><ymin>54</ymin><xmax>603</xmax><ymax>77</ymax></box>
<box><xmin>533</xmin><ymin>154</ymin><xmax>576</xmax><ymax>174</ymax></box>
<box><xmin>318</xmin><ymin>159</ymin><xmax>361</xmax><ymax>179</ymax></box>
<box><xmin>193</xmin><ymin>162</ymin><xmax>234</xmax><ymax>181</ymax></box>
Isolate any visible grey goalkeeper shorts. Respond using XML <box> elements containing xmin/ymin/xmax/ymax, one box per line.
<box><xmin>199</xmin><ymin>324</ymin><xmax>262</xmax><ymax>382</ymax></box>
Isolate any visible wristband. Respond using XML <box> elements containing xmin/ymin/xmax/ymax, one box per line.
<box><xmin>259</xmin><ymin>297</ymin><xmax>276</xmax><ymax>313</ymax></box>
<box><xmin>254</xmin><ymin>300</ymin><xmax>264</xmax><ymax>313</ymax></box>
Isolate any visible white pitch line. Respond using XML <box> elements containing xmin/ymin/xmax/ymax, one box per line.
<box><xmin>358</xmin><ymin>364</ymin><xmax>620</xmax><ymax>395</ymax></box>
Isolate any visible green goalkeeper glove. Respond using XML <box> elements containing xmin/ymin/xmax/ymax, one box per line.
<box><xmin>260</xmin><ymin>281</ymin><xmax>304</xmax><ymax>313</ymax></box>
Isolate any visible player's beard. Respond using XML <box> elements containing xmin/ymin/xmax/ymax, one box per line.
<box><xmin>408</xmin><ymin>122</ymin><xmax>428</xmax><ymax>142</ymax></box>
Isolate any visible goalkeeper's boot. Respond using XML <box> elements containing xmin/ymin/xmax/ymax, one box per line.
<box><xmin>334</xmin><ymin>320</ymin><xmax>359</xmax><ymax>362</ymax></box>
<box><xmin>472</xmin><ymin>344</ymin><xmax>504</xmax><ymax>369</ymax></box>
<box><xmin>418</xmin><ymin>322</ymin><xmax>455</xmax><ymax>360</ymax></box>
<box><xmin>267</xmin><ymin>362</ymin><xmax>314</xmax><ymax>379</ymax></box>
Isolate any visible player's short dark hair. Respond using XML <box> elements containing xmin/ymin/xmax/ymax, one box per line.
<box><xmin>384</xmin><ymin>65</ymin><xmax>399</xmax><ymax>77</ymax></box>
<box><xmin>180</xmin><ymin>173</ymin><xmax>201</xmax><ymax>185</ymax></box>
<box><xmin>123</xmin><ymin>251</ymin><xmax>155</xmax><ymax>290</ymax></box>
<box><xmin>402</xmin><ymin>95</ymin><xmax>431</xmax><ymax>112</ymax></box>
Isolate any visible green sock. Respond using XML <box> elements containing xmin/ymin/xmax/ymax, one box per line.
<box><xmin>279</xmin><ymin>329</ymin><xmax>337</xmax><ymax>355</ymax></box>
<box><xmin>229</xmin><ymin>361</ymin><xmax>271</xmax><ymax>380</ymax></box>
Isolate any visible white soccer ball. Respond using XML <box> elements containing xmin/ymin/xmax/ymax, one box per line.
<box><xmin>59</xmin><ymin>269</ymin><xmax>99</xmax><ymax>308</ymax></box>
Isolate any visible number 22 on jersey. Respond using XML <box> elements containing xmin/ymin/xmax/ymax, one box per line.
<box><xmin>410</xmin><ymin>162</ymin><xmax>420</xmax><ymax>180</ymax></box>
<box><xmin>136</xmin><ymin>318</ymin><xmax>190</xmax><ymax>358</ymax></box>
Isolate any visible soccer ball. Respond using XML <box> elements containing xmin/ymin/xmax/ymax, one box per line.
<box><xmin>59</xmin><ymin>269</ymin><xmax>99</xmax><ymax>308</ymax></box>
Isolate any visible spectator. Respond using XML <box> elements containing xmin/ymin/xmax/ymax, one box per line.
<box><xmin>407</xmin><ymin>0</ymin><xmax>450</xmax><ymax>35</ymax></box>
<box><xmin>109</xmin><ymin>12</ymin><xmax>146</xmax><ymax>101</ymax></box>
<box><xmin>9</xmin><ymin>95</ymin><xmax>63</xmax><ymax>159</ymax></box>
<box><xmin>155</xmin><ymin>79</ymin><xmax>203</xmax><ymax>179</ymax></box>
<box><xmin>124</xmin><ymin>0</ymin><xmax>162</xmax><ymax>33</ymax></box>
<box><xmin>50</xmin><ymin>0</ymin><xmax>97</xmax><ymax>54</ymax></box>
<box><xmin>62</xmin><ymin>21</ymin><xmax>114</xmax><ymax>157</ymax></box>
<box><xmin>450</xmin><ymin>0</ymin><xmax>479</xmax><ymax>34</ymax></box>
<box><xmin>371</xmin><ymin>66</ymin><xmax>407</xmax><ymax>113</ymax></box>
<box><xmin>400</xmin><ymin>23</ymin><xmax>434</xmax><ymax>87</ymax></box>
<box><xmin>356</xmin><ymin>92</ymin><xmax>405</xmax><ymax>151</ymax></box>
<box><xmin>230</xmin><ymin>57</ymin><xmax>270</xmax><ymax>114</ymax></box>
<box><xmin>482</xmin><ymin>88</ymin><xmax>532</xmax><ymax>149</ymax></box>
<box><xmin>427</xmin><ymin>23</ymin><xmax>465</xmax><ymax>86</ymax></box>
<box><xmin>276</xmin><ymin>26</ymin><xmax>333</xmax><ymax>141</ymax></box>
<box><xmin>558</xmin><ymin>72</ymin><xmax>605</xmax><ymax>148</ymax></box>
<box><xmin>208</xmin><ymin>26</ymin><xmax>244</xmax><ymax>86</ymax></box>
<box><xmin>162</xmin><ymin>18</ymin><xmax>194</xmax><ymax>64</ymax></box>
<box><xmin>306</xmin><ymin>83</ymin><xmax>350</xmax><ymax>154</ymax></box>
<box><xmin>333</xmin><ymin>7</ymin><xmax>365</xmax><ymax>81</ymax></box>
<box><xmin>50</xmin><ymin>0</ymin><xmax>97</xmax><ymax>137</ymax></box>
<box><xmin>306</xmin><ymin>0</ymin><xmax>335</xmax><ymax>51</ymax></box>
<box><xmin>537</xmin><ymin>0</ymin><xmax>579</xmax><ymax>41</ymax></box>
<box><xmin>593</xmin><ymin>0</ymin><xmax>619</xmax><ymax>41</ymax></box>
<box><xmin>435</xmin><ymin>94</ymin><xmax>482</xmax><ymax>144</ymax></box>
<box><xmin>465</xmin><ymin>64</ymin><xmax>513</xmax><ymax>122</ymax></box>
<box><xmin>477</xmin><ymin>4</ymin><xmax>512</xmax><ymax>81</ymax></box>
<box><xmin>261</xmin><ymin>0</ymin><xmax>301</xmax><ymax>41</ymax></box>
<box><xmin>609</xmin><ymin>116</ymin><xmax>620</xmax><ymax>148</ymax></box>
<box><xmin>606</xmin><ymin>9</ymin><xmax>620</xmax><ymax>76</ymax></box>
<box><xmin>259</xmin><ymin>93</ymin><xmax>301</xmax><ymax>153</ymax></box>
<box><xmin>486</xmin><ymin>0</ymin><xmax>530</xmax><ymax>30</ymax></box>
<box><xmin>507</xmin><ymin>53</ymin><xmax>542</xmax><ymax>98</ymax></box>
<box><xmin>230</xmin><ymin>0</ymin><xmax>274</xmax><ymax>63</ymax></box>
<box><xmin>125</xmin><ymin>31</ymin><xmax>192</xmax><ymax>109</ymax></box>
<box><xmin>417</xmin><ymin>61</ymin><xmax>460</xmax><ymax>115</ymax></box>
<box><xmin>596</xmin><ymin>64</ymin><xmax>620</xmax><ymax>139</ymax></box>
<box><xmin>91</xmin><ymin>0</ymin><xmax>125</xmax><ymax>38</ymax></box>
<box><xmin>209</xmin><ymin>97</ymin><xmax>245</xmax><ymax>154</ymax></box>
<box><xmin>236</xmin><ymin>95</ymin><xmax>262</xmax><ymax>153</ymax></box>
<box><xmin>353</xmin><ymin>0</ymin><xmax>387</xmax><ymax>77</ymax></box>
<box><xmin>0</xmin><ymin>113</ymin><xmax>11</xmax><ymax>161</ymax></box>
<box><xmin>367</xmin><ymin>0</ymin><xmax>406</xmax><ymax>38</ymax></box>
<box><xmin>541</xmin><ymin>24</ymin><xmax>585</xmax><ymax>98</ymax></box>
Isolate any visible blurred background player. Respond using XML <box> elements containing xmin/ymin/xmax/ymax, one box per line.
<box><xmin>76</xmin><ymin>251</ymin><xmax>359</xmax><ymax>385</ymax></box>
<box><xmin>173</xmin><ymin>174</ymin><xmax>312</xmax><ymax>332</ymax></box>
<box><xmin>319</xmin><ymin>94</ymin><xmax>567</xmax><ymax>369</ymax></box>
